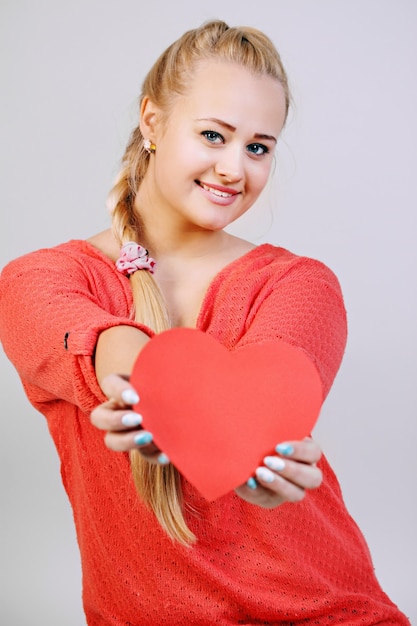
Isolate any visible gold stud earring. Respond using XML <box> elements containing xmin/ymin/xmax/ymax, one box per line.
<box><xmin>143</xmin><ymin>139</ymin><xmax>156</xmax><ymax>154</ymax></box>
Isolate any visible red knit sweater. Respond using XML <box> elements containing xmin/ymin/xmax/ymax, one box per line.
<box><xmin>0</xmin><ymin>240</ymin><xmax>409</xmax><ymax>625</ymax></box>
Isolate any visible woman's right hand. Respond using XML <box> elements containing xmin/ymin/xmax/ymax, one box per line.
<box><xmin>90</xmin><ymin>374</ymin><xmax>169</xmax><ymax>465</ymax></box>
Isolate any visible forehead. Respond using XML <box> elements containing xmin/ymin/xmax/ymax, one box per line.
<box><xmin>176</xmin><ymin>60</ymin><xmax>287</xmax><ymax>133</ymax></box>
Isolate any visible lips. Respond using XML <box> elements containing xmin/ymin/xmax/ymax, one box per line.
<box><xmin>196</xmin><ymin>180</ymin><xmax>240</xmax><ymax>198</ymax></box>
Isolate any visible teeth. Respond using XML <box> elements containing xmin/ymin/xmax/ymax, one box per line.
<box><xmin>201</xmin><ymin>183</ymin><xmax>233</xmax><ymax>198</ymax></box>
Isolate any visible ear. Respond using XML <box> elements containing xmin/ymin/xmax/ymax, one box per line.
<box><xmin>139</xmin><ymin>96</ymin><xmax>160</xmax><ymax>139</ymax></box>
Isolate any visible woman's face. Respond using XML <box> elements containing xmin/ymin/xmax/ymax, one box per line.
<box><xmin>139</xmin><ymin>60</ymin><xmax>287</xmax><ymax>234</ymax></box>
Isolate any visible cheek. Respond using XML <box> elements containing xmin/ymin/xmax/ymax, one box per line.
<box><xmin>189</xmin><ymin>144</ymin><xmax>215</xmax><ymax>169</ymax></box>
<box><xmin>170</xmin><ymin>143</ymin><xmax>213</xmax><ymax>177</ymax></box>
<box><xmin>250</xmin><ymin>162</ymin><xmax>273</xmax><ymax>193</ymax></box>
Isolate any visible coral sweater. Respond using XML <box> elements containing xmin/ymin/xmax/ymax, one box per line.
<box><xmin>0</xmin><ymin>240</ymin><xmax>409</xmax><ymax>625</ymax></box>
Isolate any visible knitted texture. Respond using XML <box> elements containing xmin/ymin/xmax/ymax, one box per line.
<box><xmin>0</xmin><ymin>240</ymin><xmax>410</xmax><ymax>625</ymax></box>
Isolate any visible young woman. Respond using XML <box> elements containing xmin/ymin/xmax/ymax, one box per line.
<box><xmin>0</xmin><ymin>20</ymin><xmax>410</xmax><ymax>625</ymax></box>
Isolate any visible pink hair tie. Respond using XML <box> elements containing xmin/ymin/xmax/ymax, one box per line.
<box><xmin>115</xmin><ymin>241</ymin><xmax>156</xmax><ymax>275</ymax></box>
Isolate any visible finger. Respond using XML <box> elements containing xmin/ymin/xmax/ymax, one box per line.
<box><xmin>104</xmin><ymin>429</ymin><xmax>169</xmax><ymax>465</ymax></box>
<box><xmin>275</xmin><ymin>437</ymin><xmax>322</xmax><ymax>465</ymax></box>
<box><xmin>260</xmin><ymin>455</ymin><xmax>323</xmax><ymax>491</ymax></box>
<box><xmin>99</xmin><ymin>373</ymin><xmax>139</xmax><ymax>407</ymax></box>
<box><xmin>91</xmin><ymin>403</ymin><xmax>143</xmax><ymax>432</ymax></box>
<box><xmin>104</xmin><ymin>429</ymin><xmax>156</xmax><ymax>453</ymax></box>
<box><xmin>254</xmin><ymin>467</ymin><xmax>307</xmax><ymax>502</ymax></box>
<box><xmin>133</xmin><ymin>446</ymin><xmax>170</xmax><ymax>465</ymax></box>
<box><xmin>235</xmin><ymin>481</ymin><xmax>286</xmax><ymax>508</ymax></box>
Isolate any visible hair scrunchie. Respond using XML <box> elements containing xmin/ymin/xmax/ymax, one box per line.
<box><xmin>115</xmin><ymin>241</ymin><xmax>156</xmax><ymax>275</ymax></box>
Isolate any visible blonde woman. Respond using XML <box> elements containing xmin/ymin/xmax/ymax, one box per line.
<box><xmin>0</xmin><ymin>20</ymin><xmax>409</xmax><ymax>625</ymax></box>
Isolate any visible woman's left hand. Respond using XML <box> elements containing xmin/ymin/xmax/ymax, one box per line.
<box><xmin>235</xmin><ymin>438</ymin><xmax>323</xmax><ymax>508</ymax></box>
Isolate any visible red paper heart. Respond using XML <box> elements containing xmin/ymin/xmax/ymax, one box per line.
<box><xmin>131</xmin><ymin>328</ymin><xmax>322</xmax><ymax>501</ymax></box>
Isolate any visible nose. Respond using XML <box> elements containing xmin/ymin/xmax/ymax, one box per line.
<box><xmin>214</xmin><ymin>145</ymin><xmax>244</xmax><ymax>183</ymax></box>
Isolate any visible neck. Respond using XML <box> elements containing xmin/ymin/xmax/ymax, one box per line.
<box><xmin>149</xmin><ymin>228</ymin><xmax>231</xmax><ymax>260</ymax></box>
<box><xmin>133</xmin><ymin>195</ymin><xmax>231</xmax><ymax>261</ymax></box>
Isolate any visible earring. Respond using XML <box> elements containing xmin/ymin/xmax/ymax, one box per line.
<box><xmin>143</xmin><ymin>139</ymin><xmax>156</xmax><ymax>154</ymax></box>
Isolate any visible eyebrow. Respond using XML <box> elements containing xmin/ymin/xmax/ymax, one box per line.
<box><xmin>195</xmin><ymin>117</ymin><xmax>277</xmax><ymax>143</ymax></box>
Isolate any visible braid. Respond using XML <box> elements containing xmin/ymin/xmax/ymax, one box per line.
<box><xmin>108</xmin><ymin>125</ymin><xmax>195</xmax><ymax>545</ymax></box>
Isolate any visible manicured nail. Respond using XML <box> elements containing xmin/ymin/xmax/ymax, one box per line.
<box><xmin>255</xmin><ymin>467</ymin><xmax>275</xmax><ymax>483</ymax></box>
<box><xmin>121</xmin><ymin>412</ymin><xmax>143</xmax><ymax>427</ymax></box>
<box><xmin>133</xmin><ymin>431</ymin><xmax>153</xmax><ymax>446</ymax></box>
<box><xmin>246</xmin><ymin>477</ymin><xmax>258</xmax><ymax>490</ymax></box>
<box><xmin>121</xmin><ymin>389</ymin><xmax>140</xmax><ymax>405</ymax></box>
<box><xmin>157</xmin><ymin>453</ymin><xmax>170</xmax><ymax>465</ymax></box>
<box><xmin>264</xmin><ymin>456</ymin><xmax>286</xmax><ymax>472</ymax></box>
<box><xmin>275</xmin><ymin>442</ymin><xmax>295</xmax><ymax>456</ymax></box>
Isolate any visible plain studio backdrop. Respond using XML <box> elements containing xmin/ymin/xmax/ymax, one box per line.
<box><xmin>1</xmin><ymin>1</ymin><xmax>416</xmax><ymax>624</ymax></box>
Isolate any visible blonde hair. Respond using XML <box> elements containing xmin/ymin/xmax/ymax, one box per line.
<box><xmin>108</xmin><ymin>20</ymin><xmax>291</xmax><ymax>544</ymax></box>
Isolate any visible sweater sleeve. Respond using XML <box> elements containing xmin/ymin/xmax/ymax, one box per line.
<box><xmin>234</xmin><ymin>258</ymin><xmax>347</xmax><ymax>400</ymax></box>
<box><xmin>0</xmin><ymin>247</ymin><xmax>154</xmax><ymax>413</ymax></box>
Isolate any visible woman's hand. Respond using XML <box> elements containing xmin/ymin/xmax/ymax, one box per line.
<box><xmin>90</xmin><ymin>374</ymin><xmax>168</xmax><ymax>465</ymax></box>
<box><xmin>235</xmin><ymin>438</ymin><xmax>322</xmax><ymax>508</ymax></box>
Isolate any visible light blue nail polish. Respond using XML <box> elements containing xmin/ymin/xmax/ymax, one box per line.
<box><xmin>264</xmin><ymin>456</ymin><xmax>286</xmax><ymax>471</ymax></box>
<box><xmin>157</xmin><ymin>453</ymin><xmax>170</xmax><ymax>465</ymax></box>
<box><xmin>256</xmin><ymin>467</ymin><xmax>275</xmax><ymax>483</ymax></box>
<box><xmin>275</xmin><ymin>443</ymin><xmax>295</xmax><ymax>456</ymax></box>
<box><xmin>121</xmin><ymin>389</ymin><xmax>140</xmax><ymax>405</ymax></box>
<box><xmin>121</xmin><ymin>413</ymin><xmax>142</xmax><ymax>427</ymax></box>
<box><xmin>246</xmin><ymin>477</ymin><xmax>258</xmax><ymax>490</ymax></box>
<box><xmin>134</xmin><ymin>431</ymin><xmax>153</xmax><ymax>446</ymax></box>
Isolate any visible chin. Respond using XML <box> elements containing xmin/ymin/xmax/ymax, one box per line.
<box><xmin>201</xmin><ymin>220</ymin><xmax>232</xmax><ymax>232</ymax></box>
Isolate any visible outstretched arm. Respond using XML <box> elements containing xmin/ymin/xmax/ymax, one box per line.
<box><xmin>92</xmin><ymin>326</ymin><xmax>164</xmax><ymax>462</ymax></box>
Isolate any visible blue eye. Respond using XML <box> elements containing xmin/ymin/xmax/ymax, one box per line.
<box><xmin>202</xmin><ymin>130</ymin><xmax>224</xmax><ymax>144</ymax></box>
<box><xmin>247</xmin><ymin>143</ymin><xmax>269</xmax><ymax>156</ymax></box>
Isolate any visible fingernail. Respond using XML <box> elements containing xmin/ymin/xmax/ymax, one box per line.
<box><xmin>157</xmin><ymin>453</ymin><xmax>170</xmax><ymax>465</ymax></box>
<box><xmin>121</xmin><ymin>412</ymin><xmax>143</xmax><ymax>427</ymax></box>
<box><xmin>133</xmin><ymin>431</ymin><xmax>153</xmax><ymax>446</ymax></box>
<box><xmin>264</xmin><ymin>456</ymin><xmax>286</xmax><ymax>471</ymax></box>
<box><xmin>121</xmin><ymin>389</ymin><xmax>140</xmax><ymax>405</ymax></box>
<box><xmin>246</xmin><ymin>477</ymin><xmax>258</xmax><ymax>490</ymax></box>
<box><xmin>255</xmin><ymin>467</ymin><xmax>275</xmax><ymax>483</ymax></box>
<box><xmin>275</xmin><ymin>443</ymin><xmax>295</xmax><ymax>456</ymax></box>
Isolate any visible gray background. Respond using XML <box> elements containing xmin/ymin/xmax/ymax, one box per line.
<box><xmin>1</xmin><ymin>0</ymin><xmax>416</xmax><ymax>624</ymax></box>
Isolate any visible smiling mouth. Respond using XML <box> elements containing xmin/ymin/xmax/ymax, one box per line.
<box><xmin>196</xmin><ymin>181</ymin><xmax>238</xmax><ymax>198</ymax></box>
